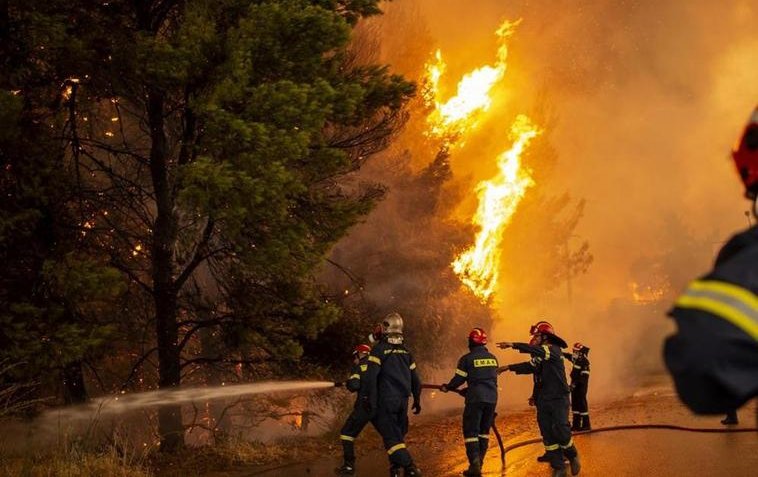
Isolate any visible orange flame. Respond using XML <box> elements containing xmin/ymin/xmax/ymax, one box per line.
<box><xmin>423</xmin><ymin>20</ymin><xmax>520</xmax><ymax>142</ymax></box>
<box><xmin>422</xmin><ymin>19</ymin><xmax>539</xmax><ymax>302</ymax></box>
<box><xmin>452</xmin><ymin>115</ymin><xmax>539</xmax><ymax>301</ymax></box>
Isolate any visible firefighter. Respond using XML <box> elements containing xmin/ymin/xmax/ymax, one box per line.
<box><xmin>526</xmin><ymin>335</ymin><xmax>550</xmax><ymax>462</ymax></box>
<box><xmin>439</xmin><ymin>328</ymin><xmax>499</xmax><ymax>476</ymax></box>
<box><xmin>335</xmin><ymin>344</ymin><xmax>372</xmax><ymax>475</ymax></box>
<box><xmin>499</xmin><ymin>322</ymin><xmax>581</xmax><ymax>477</ymax></box>
<box><xmin>563</xmin><ymin>343</ymin><xmax>591</xmax><ymax>431</ymax></box>
<box><xmin>498</xmin><ymin>330</ymin><xmax>551</xmax><ymax>464</ymax></box>
<box><xmin>664</xmin><ymin>106</ymin><xmax>758</xmax><ymax>420</ymax></box>
<box><xmin>361</xmin><ymin>312</ymin><xmax>423</xmax><ymax>477</ymax></box>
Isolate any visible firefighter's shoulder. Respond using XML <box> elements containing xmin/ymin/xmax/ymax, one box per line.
<box><xmin>715</xmin><ymin>225</ymin><xmax>758</xmax><ymax>266</ymax></box>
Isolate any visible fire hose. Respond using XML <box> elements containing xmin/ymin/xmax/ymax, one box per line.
<box><xmin>499</xmin><ymin>423</ymin><xmax>757</xmax><ymax>469</ymax></box>
<box><xmin>421</xmin><ymin>383</ymin><xmax>758</xmax><ymax>469</ymax></box>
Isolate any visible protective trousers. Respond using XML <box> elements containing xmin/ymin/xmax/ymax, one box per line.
<box><xmin>340</xmin><ymin>407</ymin><xmax>371</xmax><ymax>465</ymax></box>
<box><xmin>372</xmin><ymin>397</ymin><xmax>413</xmax><ymax>468</ymax></box>
<box><xmin>537</xmin><ymin>396</ymin><xmax>578</xmax><ymax>470</ymax></box>
<box><xmin>462</xmin><ymin>402</ymin><xmax>496</xmax><ymax>466</ymax></box>
<box><xmin>571</xmin><ymin>382</ymin><xmax>590</xmax><ymax>430</ymax></box>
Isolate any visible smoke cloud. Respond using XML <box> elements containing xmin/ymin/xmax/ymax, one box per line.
<box><xmin>326</xmin><ymin>0</ymin><xmax>758</xmax><ymax>406</ymax></box>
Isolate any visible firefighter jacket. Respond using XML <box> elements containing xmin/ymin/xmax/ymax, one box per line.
<box><xmin>510</xmin><ymin>343</ymin><xmax>570</xmax><ymax>400</ymax></box>
<box><xmin>362</xmin><ymin>339</ymin><xmax>421</xmax><ymax>410</ymax></box>
<box><xmin>665</xmin><ymin>225</ymin><xmax>758</xmax><ymax>414</ymax></box>
<box><xmin>444</xmin><ymin>344</ymin><xmax>499</xmax><ymax>404</ymax></box>
<box><xmin>564</xmin><ymin>353</ymin><xmax>590</xmax><ymax>385</ymax></box>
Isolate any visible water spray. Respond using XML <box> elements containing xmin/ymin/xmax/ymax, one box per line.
<box><xmin>45</xmin><ymin>380</ymin><xmax>336</xmax><ymax>422</ymax></box>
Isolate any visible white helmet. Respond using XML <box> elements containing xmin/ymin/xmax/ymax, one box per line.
<box><xmin>382</xmin><ymin>312</ymin><xmax>404</xmax><ymax>335</ymax></box>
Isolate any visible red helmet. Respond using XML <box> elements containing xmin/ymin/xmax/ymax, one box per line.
<box><xmin>529</xmin><ymin>321</ymin><xmax>554</xmax><ymax>336</ymax></box>
<box><xmin>469</xmin><ymin>327</ymin><xmax>487</xmax><ymax>345</ymax></box>
<box><xmin>574</xmin><ymin>342</ymin><xmax>590</xmax><ymax>352</ymax></box>
<box><xmin>732</xmin><ymin>106</ymin><xmax>758</xmax><ymax>199</ymax></box>
<box><xmin>353</xmin><ymin>344</ymin><xmax>371</xmax><ymax>356</ymax></box>
<box><xmin>529</xmin><ymin>320</ymin><xmax>568</xmax><ymax>348</ymax></box>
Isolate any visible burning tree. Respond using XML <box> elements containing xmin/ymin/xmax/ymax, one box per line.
<box><xmin>1</xmin><ymin>0</ymin><xmax>412</xmax><ymax>451</ymax></box>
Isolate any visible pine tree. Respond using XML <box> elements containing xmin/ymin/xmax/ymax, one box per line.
<box><xmin>1</xmin><ymin>0</ymin><xmax>412</xmax><ymax>450</ymax></box>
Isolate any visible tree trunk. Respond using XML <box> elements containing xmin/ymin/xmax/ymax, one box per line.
<box><xmin>61</xmin><ymin>360</ymin><xmax>88</xmax><ymax>404</ymax></box>
<box><xmin>199</xmin><ymin>325</ymin><xmax>233</xmax><ymax>442</ymax></box>
<box><xmin>147</xmin><ymin>87</ymin><xmax>183</xmax><ymax>451</ymax></box>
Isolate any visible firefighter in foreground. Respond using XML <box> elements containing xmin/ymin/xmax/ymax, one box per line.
<box><xmin>361</xmin><ymin>313</ymin><xmax>423</xmax><ymax>477</ymax></box>
<box><xmin>439</xmin><ymin>328</ymin><xmax>499</xmax><ymax>476</ymax></box>
<box><xmin>335</xmin><ymin>344</ymin><xmax>372</xmax><ymax>475</ymax></box>
<box><xmin>563</xmin><ymin>343</ymin><xmax>591</xmax><ymax>431</ymax></box>
<box><xmin>498</xmin><ymin>322</ymin><xmax>581</xmax><ymax>477</ymax></box>
<box><xmin>664</xmin><ymin>106</ymin><xmax>758</xmax><ymax>421</ymax></box>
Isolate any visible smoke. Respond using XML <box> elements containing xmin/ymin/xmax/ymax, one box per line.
<box><xmin>326</xmin><ymin>0</ymin><xmax>758</xmax><ymax>405</ymax></box>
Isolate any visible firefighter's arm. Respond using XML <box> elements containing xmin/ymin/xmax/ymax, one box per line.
<box><xmin>563</xmin><ymin>352</ymin><xmax>573</xmax><ymax>360</ymax></box>
<box><xmin>666</xmin><ymin>304</ymin><xmax>758</xmax><ymax>413</ymax></box>
<box><xmin>510</xmin><ymin>342</ymin><xmax>553</xmax><ymax>360</ymax></box>
<box><xmin>345</xmin><ymin>363</ymin><xmax>363</xmax><ymax>392</ymax></box>
<box><xmin>410</xmin><ymin>357</ymin><xmax>421</xmax><ymax>404</ymax></box>
<box><xmin>666</xmin><ymin>269</ymin><xmax>758</xmax><ymax>413</ymax></box>
<box><xmin>443</xmin><ymin>356</ymin><xmax>468</xmax><ymax>391</ymax></box>
<box><xmin>505</xmin><ymin>360</ymin><xmax>537</xmax><ymax>375</ymax></box>
<box><xmin>579</xmin><ymin>358</ymin><xmax>590</xmax><ymax>382</ymax></box>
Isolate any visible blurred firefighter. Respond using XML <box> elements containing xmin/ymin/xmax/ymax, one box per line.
<box><xmin>499</xmin><ymin>322</ymin><xmax>581</xmax><ymax>477</ymax></box>
<box><xmin>563</xmin><ymin>343</ymin><xmax>591</xmax><ymax>431</ymax></box>
<box><xmin>664</xmin><ymin>106</ymin><xmax>758</xmax><ymax>423</ymax></box>
<box><xmin>439</xmin><ymin>328</ymin><xmax>499</xmax><ymax>476</ymax></box>
<box><xmin>361</xmin><ymin>313</ymin><xmax>423</xmax><ymax>477</ymax></box>
<box><xmin>334</xmin><ymin>344</ymin><xmax>372</xmax><ymax>475</ymax></box>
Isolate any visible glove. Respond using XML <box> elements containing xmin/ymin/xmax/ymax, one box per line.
<box><xmin>440</xmin><ymin>384</ymin><xmax>449</xmax><ymax>393</ymax></box>
<box><xmin>334</xmin><ymin>381</ymin><xmax>344</xmax><ymax>388</ymax></box>
<box><xmin>528</xmin><ymin>397</ymin><xmax>535</xmax><ymax>407</ymax></box>
<box><xmin>497</xmin><ymin>342</ymin><xmax>513</xmax><ymax>349</ymax></box>
<box><xmin>412</xmin><ymin>400</ymin><xmax>421</xmax><ymax>415</ymax></box>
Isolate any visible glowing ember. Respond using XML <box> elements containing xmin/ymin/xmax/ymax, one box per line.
<box><xmin>629</xmin><ymin>281</ymin><xmax>669</xmax><ymax>304</ymax></box>
<box><xmin>423</xmin><ymin>20</ymin><xmax>519</xmax><ymax>142</ymax></box>
<box><xmin>452</xmin><ymin>115</ymin><xmax>539</xmax><ymax>302</ymax></box>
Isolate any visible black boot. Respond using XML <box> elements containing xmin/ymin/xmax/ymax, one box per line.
<box><xmin>335</xmin><ymin>463</ymin><xmax>355</xmax><ymax>475</ymax></box>
<box><xmin>569</xmin><ymin>455</ymin><xmax>581</xmax><ymax>476</ymax></box>
<box><xmin>551</xmin><ymin>467</ymin><xmax>568</xmax><ymax>477</ymax></box>
<box><xmin>581</xmin><ymin>415</ymin><xmax>591</xmax><ymax>431</ymax></box>
<box><xmin>537</xmin><ymin>452</ymin><xmax>551</xmax><ymax>463</ymax></box>
<box><xmin>721</xmin><ymin>411</ymin><xmax>738</xmax><ymax>425</ymax></box>
<box><xmin>571</xmin><ymin>413</ymin><xmax>581</xmax><ymax>431</ymax></box>
<box><xmin>389</xmin><ymin>466</ymin><xmax>402</xmax><ymax>477</ymax></box>
<box><xmin>462</xmin><ymin>459</ymin><xmax>481</xmax><ymax>476</ymax></box>
<box><xmin>404</xmin><ymin>464</ymin><xmax>422</xmax><ymax>476</ymax></box>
